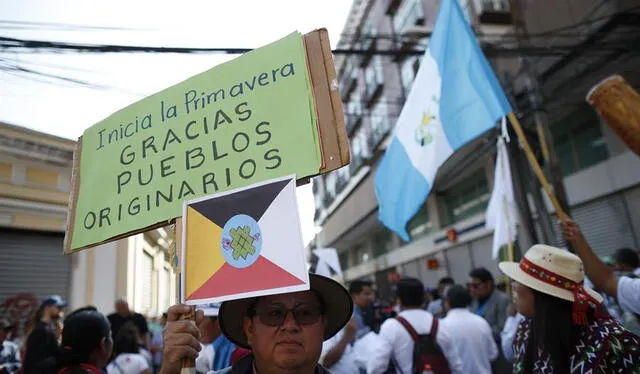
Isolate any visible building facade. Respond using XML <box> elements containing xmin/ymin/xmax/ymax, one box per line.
<box><xmin>311</xmin><ymin>0</ymin><xmax>640</xmax><ymax>299</ymax></box>
<box><xmin>0</xmin><ymin>122</ymin><xmax>176</xmax><ymax>336</ymax></box>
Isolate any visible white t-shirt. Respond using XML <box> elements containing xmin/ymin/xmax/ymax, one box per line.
<box><xmin>320</xmin><ymin>328</ymin><xmax>359</xmax><ymax>374</ymax></box>
<box><xmin>195</xmin><ymin>343</ymin><xmax>215</xmax><ymax>374</ymax></box>
<box><xmin>367</xmin><ymin>309</ymin><xmax>463</xmax><ymax>374</ymax></box>
<box><xmin>441</xmin><ymin>309</ymin><xmax>498</xmax><ymax>374</ymax></box>
<box><xmin>618</xmin><ymin>276</ymin><xmax>640</xmax><ymax>314</ymax></box>
<box><xmin>107</xmin><ymin>353</ymin><xmax>150</xmax><ymax>374</ymax></box>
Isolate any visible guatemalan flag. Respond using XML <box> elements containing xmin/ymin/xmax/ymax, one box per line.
<box><xmin>374</xmin><ymin>0</ymin><xmax>513</xmax><ymax>241</ymax></box>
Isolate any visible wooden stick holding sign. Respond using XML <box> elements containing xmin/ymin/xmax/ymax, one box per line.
<box><xmin>170</xmin><ymin>218</ymin><xmax>195</xmax><ymax>373</ymax></box>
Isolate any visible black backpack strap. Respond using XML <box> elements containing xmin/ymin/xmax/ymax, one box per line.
<box><xmin>395</xmin><ymin>316</ymin><xmax>419</xmax><ymax>341</ymax></box>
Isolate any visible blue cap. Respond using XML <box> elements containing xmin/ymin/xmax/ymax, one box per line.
<box><xmin>41</xmin><ymin>295</ymin><xmax>68</xmax><ymax>308</ymax></box>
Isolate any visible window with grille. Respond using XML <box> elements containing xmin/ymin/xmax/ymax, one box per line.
<box><xmin>370</xmin><ymin>98</ymin><xmax>390</xmax><ymax>144</ymax></box>
<box><xmin>551</xmin><ymin>104</ymin><xmax>609</xmax><ymax>176</ymax></box>
<box><xmin>442</xmin><ymin>169</ymin><xmax>490</xmax><ymax>225</ymax></box>
<box><xmin>372</xmin><ymin>229</ymin><xmax>394</xmax><ymax>257</ymax></box>
<box><xmin>401</xmin><ymin>56</ymin><xmax>421</xmax><ymax>97</ymax></box>
<box><xmin>408</xmin><ymin>202</ymin><xmax>432</xmax><ymax>241</ymax></box>
<box><xmin>394</xmin><ymin>0</ymin><xmax>425</xmax><ymax>34</ymax></box>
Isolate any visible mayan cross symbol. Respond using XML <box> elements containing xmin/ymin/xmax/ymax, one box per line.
<box><xmin>228</xmin><ymin>225</ymin><xmax>257</xmax><ymax>260</ymax></box>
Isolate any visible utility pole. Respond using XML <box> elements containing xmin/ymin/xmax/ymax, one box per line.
<box><xmin>509</xmin><ymin>0</ymin><xmax>573</xmax><ymax>249</ymax></box>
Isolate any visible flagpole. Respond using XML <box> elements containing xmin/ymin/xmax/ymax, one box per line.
<box><xmin>507</xmin><ymin>112</ymin><xmax>568</xmax><ymax>221</ymax></box>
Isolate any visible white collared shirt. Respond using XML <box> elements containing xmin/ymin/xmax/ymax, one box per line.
<box><xmin>320</xmin><ymin>328</ymin><xmax>359</xmax><ymax>374</ymax></box>
<box><xmin>441</xmin><ymin>308</ymin><xmax>498</xmax><ymax>374</ymax></box>
<box><xmin>367</xmin><ymin>309</ymin><xmax>463</xmax><ymax>374</ymax></box>
<box><xmin>618</xmin><ymin>276</ymin><xmax>640</xmax><ymax>314</ymax></box>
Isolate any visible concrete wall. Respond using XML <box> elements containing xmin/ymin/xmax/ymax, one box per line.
<box><xmin>68</xmin><ymin>233</ymin><xmax>177</xmax><ymax>317</ymax></box>
<box><xmin>69</xmin><ymin>251</ymin><xmax>88</xmax><ymax>311</ymax></box>
<box><xmin>91</xmin><ymin>242</ymin><xmax>118</xmax><ymax>314</ymax></box>
<box><xmin>317</xmin><ymin>168</ymin><xmax>377</xmax><ymax>247</ymax></box>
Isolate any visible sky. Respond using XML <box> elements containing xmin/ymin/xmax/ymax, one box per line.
<box><xmin>0</xmin><ymin>0</ymin><xmax>353</xmax><ymax>246</ymax></box>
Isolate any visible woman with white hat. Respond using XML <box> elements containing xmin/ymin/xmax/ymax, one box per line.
<box><xmin>499</xmin><ymin>244</ymin><xmax>640</xmax><ymax>373</ymax></box>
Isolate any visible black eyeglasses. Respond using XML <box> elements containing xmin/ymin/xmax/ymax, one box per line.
<box><xmin>252</xmin><ymin>304</ymin><xmax>322</xmax><ymax>327</ymax></box>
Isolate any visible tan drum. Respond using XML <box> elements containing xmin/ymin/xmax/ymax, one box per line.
<box><xmin>586</xmin><ymin>75</ymin><xmax>640</xmax><ymax>157</ymax></box>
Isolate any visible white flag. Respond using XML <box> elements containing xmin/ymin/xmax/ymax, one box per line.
<box><xmin>312</xmin><ymin>248</ymin><xmax>342</xmax><ymax>275</ymax></box>
<box><xmin>314</xmin><ymin>260</ymin><xmax>332</xmax><ymax>277</ymax></box>
<box><xmin>486</xmin><ymin>137</ymin><xmax>519</xmax><ymax>259</ymax></box>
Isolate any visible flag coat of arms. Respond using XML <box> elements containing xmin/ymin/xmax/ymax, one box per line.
<box><xmin>181</xmin><ymin>175</ymin><xmax>309</xmax><ymax>304</ymax></box>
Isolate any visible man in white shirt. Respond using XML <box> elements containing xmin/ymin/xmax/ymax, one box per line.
<box><xmin>368</xmin><ymin>278</ymin><xmax>463</xmax><ymax>374</ymax></box>
<box><xmin>320</xmin><ymin>318</ymin><xmax>358</xmax><ymax>374</ymax></box>
<box><xmin>441</xmin><ymin>285</ymin><xmax>498</xmax><ymax>374</ymax></box>
<box><xmin>612</xmin><ymin>248</ymin><xmax>640</xmax><ymax>276</ymax></box>
<box><xmin>426</xmin><ymin>277</ymin><xmax>454</xmax><ymax>318</ymax></box>
<box><xmin>562</xmin><ymin>219</ymin><xmax>640</xmax><ymax>314</ymax></box>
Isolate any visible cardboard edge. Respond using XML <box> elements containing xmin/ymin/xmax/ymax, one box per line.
<box><xmin>303</xmin><ymin>32</ymin><xmax>328</xmax><ymax>171</ymax></box>
<box><xmin>319</xmin><ymin>29</ymin><xmax>350</xmax><ymax>165</ymax></box>
<box><xmin>304</xmin><ymin>30</ymin><xmax>342</xmax><ymax>173</ymax></box>
<box><xmin>63</xmin><ymin>220</ymin><xmax>169</xmax><ymax>254</ymax></box>
<box><xmin>63</xmin><ymin>137</ymin><xmax>83</xmax><ymax>254</ymax></box>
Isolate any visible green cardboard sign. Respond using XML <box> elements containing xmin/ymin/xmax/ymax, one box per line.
<box><xmin>67</xmin><ymin>32</ymin><xmax>320</xmax><ymax>251</ymax></box>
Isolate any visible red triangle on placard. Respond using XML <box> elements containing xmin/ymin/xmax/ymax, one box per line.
<box><xmin>186</xmin><ymin>256</ymin><xmax>305</xmax><ymax>300</ymax></box>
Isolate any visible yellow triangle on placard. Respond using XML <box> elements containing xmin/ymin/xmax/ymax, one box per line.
<box><xmin>185</xmin><ymin>206</ymin><xmax>225</xmax><ymax>298</ymax></box>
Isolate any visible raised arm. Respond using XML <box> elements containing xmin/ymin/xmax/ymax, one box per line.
<box><xmin>561</xmin><ymin>219</ymin><xmax>618</xmax><ymax>297</ymax></box>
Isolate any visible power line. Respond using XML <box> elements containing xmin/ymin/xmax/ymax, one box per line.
<box><xmin>0</xmin><ymin>58</ymin><xmax>145</xmax><ymax>95</ymax></box>
<box><xmin>2</xmin><ymin>34</ymin><xmax>637</xmax><ymax>57</ymax></box>
<box><xmin>0</xmin><ymin>20</ymin><xmax>146</xmax><ymax>31</ymax></box>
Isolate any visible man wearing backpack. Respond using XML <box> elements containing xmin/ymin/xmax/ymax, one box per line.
<box><xmin>368</xmin><ymin>278</ymin><xmax>462</xmax><ymax>374</ymax></box>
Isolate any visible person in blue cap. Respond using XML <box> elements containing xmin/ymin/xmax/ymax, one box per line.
<box><xmin>23</xmin><ymin>295</ymin><xmax>67</xmax><ymax>374</ymax></box>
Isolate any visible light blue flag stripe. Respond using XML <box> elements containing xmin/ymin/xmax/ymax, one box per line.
<box><xmin>375</xmin><ymin>138</ymin><xmax>431</xmax><ymax>241</ymax></box>
<box><xmin>430</xmin><ymin>0</ymin><xmax>513</xmax><ymax>150</ymax></box>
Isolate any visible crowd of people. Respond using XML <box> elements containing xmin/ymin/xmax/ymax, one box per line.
<box><xmin>1</xmin><ymin>219</ymin><xmax>639</xmax><ymax>374</ymax></box>
<box><xmin>0</xmin><ymin>296</ymin><xmax>165</xmax><ymax>374</ymax></box>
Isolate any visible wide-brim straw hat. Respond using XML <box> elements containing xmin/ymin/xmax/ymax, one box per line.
<box><xmin>499</xmin><ymin>244</ymin><xmax>602</xmax><ymax>304</ymax></box>
<box><xmin>219</xmin><ymin>273</ymin><xmax>353</xmax><ymax>349</ymax></box>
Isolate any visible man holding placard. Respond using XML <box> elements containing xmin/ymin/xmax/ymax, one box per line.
<box><xmin>160</xmin><ymin>273</ymin><xmax>353</xmax><ymax>374</ymax></box>
<box><xmin>61</xmin><ymin>26</ymin><xmax>351</xmax><ymax>374</ymax></box>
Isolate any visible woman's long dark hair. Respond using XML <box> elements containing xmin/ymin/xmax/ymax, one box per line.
<box><xmin>522</xmin><ymin>289</ymin><xmax>596</xmax><ymax>373</ymax></box>
<box><xmin>42</xmin><ymin>309</ymin><xmax>110</xmax><ymax>374</ymax></box>
<box><xmin>113</xmin><ymin>321</ymin><xmax>142</xmax><ymax>356</ymax></box>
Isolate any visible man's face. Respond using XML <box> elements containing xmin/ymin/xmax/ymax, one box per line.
<box><xmin>353</xmin><ymin>286</ymin><xmax>375</xmax><ymax>309</ymax></box>
<box><xmin>614</xmin><ymin>262</ymin><xmax>633</xmax><ymax>273</ymax></box>
<box><xmin>198</xmin><ymin>317</ymin><xmax>221</xmax><ymax>344</ymax></box>
<box><xmin>47</xmin><ymin>305</ymin><xmax>62</xmax><ymax>320</ymax></box>
<box><xmin>115</xmin><ymin>301</ymin><xmax>129</xmax><ymax>316</ymax></box>
<box><xmin>243</xmin><ymin>291</ymin><xmax>326</xmax><ymax>372</ymax></box>
<box><xmin>469</xmin><ymin>278</ymin><xmax>492</xmax><ymax>300</ymax></box>
<box><xmin>437</xmin><ymin>283</ymin><xmax>450</xmax><ymax>298</ymax></box>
